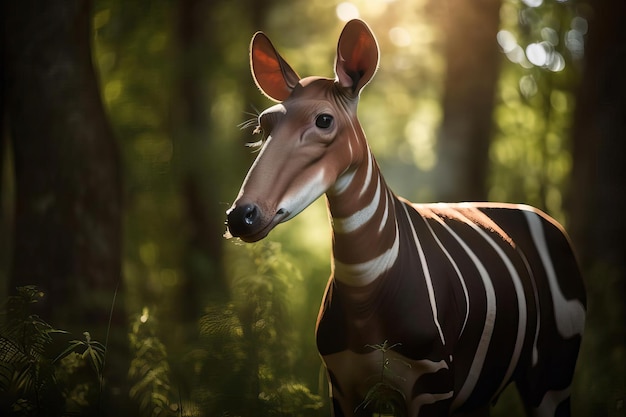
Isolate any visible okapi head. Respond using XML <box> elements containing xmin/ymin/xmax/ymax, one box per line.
<box><xmin>226</xmin><ymin>19</ymin><xmax>379</xmax><ymax>242</ymax></box>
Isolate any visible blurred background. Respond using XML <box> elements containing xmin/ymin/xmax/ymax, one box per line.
<box><xmin>1</xmin><ymin>0</ymin><xmax>624</xmax><ymax>416</ymax></box>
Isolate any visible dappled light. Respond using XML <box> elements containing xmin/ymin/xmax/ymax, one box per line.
<box><xmin>490</xmin><ymin>0</ymin><xmax>588</xmax><ymax>223</ymax></box>
<box><xmin>497</xmin><ymin>1</ymin><xmax>587</xmax><ymax>75</ymax></box>
<box><xmin>336</xmin><ymin>2</ymin><xmax>360</xmax><ymax>21</ymax></box>
<box><xmin>1</xmin><ymin>0</ymin><xmax>624</xmax><ymax>416</ymax></box>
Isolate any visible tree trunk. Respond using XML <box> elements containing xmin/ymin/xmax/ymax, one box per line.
<box><xmin>173</xmin><ymin>0</ymin><xmax>273</xmax><ymax>318</ymax></box>
<box><xmin>570</xmin><ymin>0</ymin><xmax>626</xmax><ymax>280</ymax></box>
<box><xmin>568</xmin><ymin>0</ymin><xmax>626</xmax><ymax>413</ymax></box>
<box><xmin>3</xmin><ymin>0</ymin><xmax>127</xmax><ymax>413</ymax></box>
<box><xmin>174</xmin><ymin>0</ymin><xmax>227</xmax><ymax>324</ymax></box>
<box><xmin>433</xmin><ymin>0</ymin><xmax>502</xmax><ymax>202</ymax></box>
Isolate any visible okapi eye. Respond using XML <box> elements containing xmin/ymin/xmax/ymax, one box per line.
<box><xmin>315</xmin><ymin>114</ymin><xmax>334</xmax><ymax>129</ymax></box>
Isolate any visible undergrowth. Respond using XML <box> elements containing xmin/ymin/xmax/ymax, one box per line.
<box><xmin>0</xmin><ymin>286</ymin><xmax>106</xmax><ymax>416</ymax></box>
<box><xmin>0</xmin><ymin>242</ymin><xmax>325</xmax><ymax>416</ymax></box>
<box><xmin>0</xmin><ymin>287</ymin><xmax>415</xmax><ymax>417</ymax></box>
<box><xmin>359</xmin><ymin>341</ymin><xmax>408</xmax><ymax>417</ymax></box>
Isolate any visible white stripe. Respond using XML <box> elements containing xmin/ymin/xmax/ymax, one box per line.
<box><xmin>463</xmin><ymin>214</ymin><xmax>527</xmax><ymax>399</ymax></box>
<box><xmin>332</xmin><ymin>168</ymin><xmax>356</xmax><ymax>195</ymax></box>
<box><xmin>334</xmin><ymin>175</ymin><xmax>382</xmax><ymax>233</ymax></box>
<box><xmin>412</xmin><ymin>391</ymin><xmax>454</xmax><ymax>415</ymax></box>
<box><xmin>359</xmin><ymin>151</ymin><xmax>373</xmax><ymax>197</ymax></box>
<box><xmin>402</xmin><ymin>204</ymin><xmax>446</xmax><ymax>347</ymax></box>
<box><xmin>323</xmin><ymin>350</ymin><xmax>451</xmax><ymax>415</ymax></box>
<box><xmin>518</xmin><ymin>249</ymin><xmax>542</xmax><ymax>366</ymax></box>
<box><xmin>333</xmin><ymin>220</ymin><xmax>400</xmax><ymax>286</ymax></box>
<box><xmin>442</xmin><ymin>220</ymin><xmax>496</xmax><ymax>409</ymax></box>
<box><xmin>535</xmin><ymin>386</ymin><xmax>571</xmax><ymax>417</ymax></box>
<box><xmin>524</xmin><ymin>211</ymin><xmax>585</xmax><ymax>338</ymax></box>
<box><xmin>448</xmin><ymin>210</ymin><xmax>527</xmax><ymax>400</ymax></box>
<box><xmin>422</xmin><ymin>212</ymin><xmax>470</xmax><ymax>336</ymax></box>
<box><xmin>378</xmin><ymin>189</ymin><xmax>391</xmax><ymax>233</ymax></box>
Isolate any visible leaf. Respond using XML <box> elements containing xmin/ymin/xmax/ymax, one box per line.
<box><xmin>83</xmin><ymin>343</ymin><xmax>105</xmax><ymax>377</ymax></box>
<box><xmin>359</xmin><ymin>381</ymin><xmax>405</xmax><ymax>414</ymax></box>
<box><xmin>0</xmin><ymin>336</ymin><xmax>28</xmax><ymax>363</ymax></box>
<box><xmin>52</xmin><ymin>340</ymin><xmax>84</xmax><ymax>364</ymax></box>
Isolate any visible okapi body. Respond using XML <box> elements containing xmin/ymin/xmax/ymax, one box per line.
<box><xmin>226</xmin><ymin>19</ymin><xmax>586</xmax><ymax>417</ymax></box>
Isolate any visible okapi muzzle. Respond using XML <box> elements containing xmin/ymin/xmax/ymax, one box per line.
<box><xmin>226</xmin><ymin>200</ymin><xmax>288</xmax><ymax>242</ymax></box>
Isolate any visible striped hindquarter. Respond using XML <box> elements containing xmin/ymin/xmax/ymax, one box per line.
<box><xmin>316</xmin><ymin>200</ymin><xmax>586</xmax><ymax>417</ymax></box>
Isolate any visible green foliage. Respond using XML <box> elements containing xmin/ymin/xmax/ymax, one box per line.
<box><xmin>56</xmin><ymin>332</ymin><xmax>106</xmax><ymax>381</ymax></box>
<box><xmin>0</xmin><ymin>286</ymin><xmax>107</xmax><ymax>416</ymax></box>
<box><xmin>0</xmin><ymin>252</ymin><xmax>326</xmax><ymax>417</ymax></box>
<box><xmin>259</xmin><ymin>382</ymin><xmax>324</xmax><ymax>417</ymax></box>
<box><xmin>0</xmin><ymin>286</ymin><xmax>65</xmax><ymax>415</ymax></box>
<box><xmin>128</xmin><ymin>308</ymin><xmax>176</xmax><ymax>417</ymax></box>
<box><xmin>0</xmin><ymin>0</ymin><xmax>619</xmax><ymax>416</ymax></box>
<box><xmin>490</xmin><ymin>0</ymin><xmax>586</xmax><ymax>224</ymax></box>
<box><xmin>82</xmin><ymin>1</ymin><xmax>622</xmax><ymax>416</ymax></box>
<box><xmin>176</xmin><ymin>240</ymin><xmax>323</xmax><ymax>416</ymax></box>
<box><xmin>574</xmin><ymin>263</ymin><xmax>626</xmax><ymax>417</ymax></box>
<box><xmin>0</xmin><ymin>288</ymin><xmax>178</xmax><ymax>417</ymax></box>
<box><xmin>359</xmin><ymin>341</ymin><xmax>407</xmax><ymax>417</ymax></box>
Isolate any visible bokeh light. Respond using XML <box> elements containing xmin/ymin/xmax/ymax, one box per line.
<box><xmin>388</xmin><ymin>26</ymin><xmax>411</xmax><ymax>47</ymax></box>
<box><xmin>336</xmin><ymin>2</ymin><xmax>360</xmax><ymax>21</ymax></box>
<box><xmin>521</xmin><ymin>0</ymin><xmax>543</xmax><ymax>7</ymax></box>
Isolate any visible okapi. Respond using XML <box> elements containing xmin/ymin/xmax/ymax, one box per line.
<box><xmin>226</xmin><ymin>19</ymin><xmax>586</xmax><ymax>417</ymax></box>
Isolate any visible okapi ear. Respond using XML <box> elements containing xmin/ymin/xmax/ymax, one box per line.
<box><xmin>250</xmin><ymin>32</ymin><xmax>300</xmax><ymax>102</ymax></box>
<box><xmin>335</xmin><ymin>19</ymin><xmax>379</xmax><ymax>95</ymax></box>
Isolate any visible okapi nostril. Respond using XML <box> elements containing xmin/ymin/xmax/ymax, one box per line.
<box><xmin>226</xmin><ymin>203</ymin><xmax>263</xmax><ymax>237</ymax></box>
<box><xmin>244</xmin><ymin>205</ymin><xmax>258</xmax><ymax>225</ymax></box>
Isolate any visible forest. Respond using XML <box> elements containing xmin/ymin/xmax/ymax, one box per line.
<box><xmin>0</xmin><ymin>0</ymin><xmax>624</xmax><ymax>416</ymax></box>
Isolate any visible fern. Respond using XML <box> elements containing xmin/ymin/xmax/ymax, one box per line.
<box><xmin>0</xmin><ymin>286</ymin><xmax>68</xmax><ymax>414</ymax></box>
<box><xmin>128</xmin><ymin>307</ymin><xmax>176</xmax><ymax>417</ymax></box>
<box><xmin>54</xmin><ymin>332</ymin><xmax>106</xmax><ymax>377</ymax></box>
<box><xmin>259</xmin><ymin>382</ymin><xmax>324</xmax><ymax>417</ymax></box>
<box><xmin>0</xmin><ymin>286</ymin><xmax>110</xmax><ymax>416</ymax></box>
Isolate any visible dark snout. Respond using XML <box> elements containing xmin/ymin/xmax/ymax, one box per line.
<box><xmin>226</xmin><ymin>203</ymin><xmax>262</xmax><ymax>240</ymax></box>
<box><xmin>226</xmin><ymin>202</ymin><xmax>290</xmax><ymax>242</ymax></box>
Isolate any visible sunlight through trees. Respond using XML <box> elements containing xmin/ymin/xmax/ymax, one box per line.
<box><xmin>1</xmin><ymin>0</ymin><xmax>623</xmax><ymax>416</ymax></box>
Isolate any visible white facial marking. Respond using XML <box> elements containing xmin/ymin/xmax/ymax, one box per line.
<box><xmin>279</xmin><ymin>169</ymin><xmax>328</xmax><ymax>221</ymax></box>
<box><xmin>261</xmin><ymin>103</ymin><xmax>286</xmax><ymax>117</ymax></box>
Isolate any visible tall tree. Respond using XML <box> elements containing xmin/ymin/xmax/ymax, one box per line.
<box><xmin>570</xmin><ymin>0</ymin><xmax>626</xmax><ymax>292</ymax></box>
<box><xmin>569</xmin><ymin>0</ymin><xmax>626</xmax><ymax>411</ymax></box>
<box><xmin>3</xmin><ymin>0</ymin><xmax>127</xmax><ymax>412</ymax></box>
<box><xmin>173</xmin><ymin>0</ymin><xmax>272</xmax><ymax>319</ymax></box>
<box><xmin>4</xmin><ymin>0</ymin><xmax>122</xmax><ymax>329</ymax></box>
<box><xmin>433</xmin><ymin>0</ymin><xmax>503</xmax><ymax>202</ymax></box>
<box><xmin>175</xmin><ymin>0</ymin><xmax>228</xmax><ymax>322</ymax></box>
